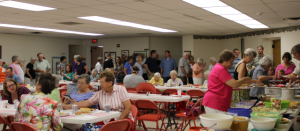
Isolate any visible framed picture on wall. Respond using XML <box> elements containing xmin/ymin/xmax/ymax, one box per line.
<box><xmin>184</xmin><ymin>51</ymin><xmax>191</xmax><ymax>56</ymax></box>
<box><xmin>134</xmin><ymin>51</ymin><xmax>147</xmax><ymax>58</ymax></box>
<box><xmin>52</xmin><ymin>57</ymin><xmax>65</xmax><ymax>75</ymax></box>
<box><xmin>104</xmin><ymin>52</ymin><xmax>116</xmax><ymax>64</ymax></box>
<box><xmin>121</xmin><ymin>50</ymin><xmax>129</xmax><ymax>58</ymax></box>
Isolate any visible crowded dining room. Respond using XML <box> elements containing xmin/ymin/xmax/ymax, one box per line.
<box><xmin>1</xmin><ymin>0</ymin><xmax>300</xmax><ymax>131</ymax></box>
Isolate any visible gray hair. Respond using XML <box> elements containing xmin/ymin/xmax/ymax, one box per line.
<box><xmin>244</xmin><ymin>48</ymin><xmax>257</xmax><ymax>58</ymax></box>
<box><xmin>97</xmin><ymin>57</ymin><xmax>103</xmax><ymax>62</ymax></box>
<box><xmin>18</xmin><ymin>59</ymin><xmax>25</xmax><ymax>65</ymax></box>
<box><xmin>136</xmin><ymin>55</ymin><xmax>141</xmax><ymax>61</ymax></box>
<box><xmin>78</xmin><ymin>74</ymin><xmax>90</xmax><ymax>84</ymax></box>
<box><xmin>291</xmin><ymin>44</ymin><xmax>300</xmax><ymax>54</ymax></box>
<box><xmin>76</xmin><ymin>55</ymin><xmax>82</xmax><ymax>62</ymax></box>
<box><xmin>170</xmin><ymin>70</ymin><xmax>177</xmax><ymax>76</ymax></box>
<box><xmin>210</xmin><ymin>57</ymin><xmax>216</xmax><ymax>62</ymax></box>
<box><xmin>183</xmin><ymin>52</ymin><xmax>189</xmax><ymax>56</ymax></box>
<box><xmin>92</xmin><ymin>69</ymin><xmax>98</xmax><ymax>74</ymax></box>
<box><xmin>30</xmin><ymin>57</ymin><xmax>36</xmax><ymax>61</ymax></box>
<box><xmin>154</xmin><ymin>72</ymin><xmax>161</xmax><ymax>78</ymax></box>
<box><xmin>12</xmin><ymin>55</ymin><xmax>18</xmax><ymax>62</ymax></box>
<box><xmin>196</xmin><ymin>57</ymin><xmax>204</xmax><ymax>63</ymax></box>
<box><xmin>259</xmin><ymin>56</ymin><xmax>273</xmax><ymax>66</ymax></box>
<box><xmin>52</xmin><ymin>74</ymin><xmax>60</xmax><ymax>88</ymax></box>
<box><xmin>204</xmin><ymin>70</ymin><xmax>210</xmax><ymax>76</ymax></box>
<box><xmin>73</xmin><ymin>75</ymin><xmax>79</xmax><ymax>83</ymax></box>
<box><xmin>74</xmin><ymin>55</ymin><xmax>79</xmax><ymax>59</ymax></box>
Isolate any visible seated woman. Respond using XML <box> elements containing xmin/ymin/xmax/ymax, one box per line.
<box><xmin>123</xmin><ymin>65</ymin><xmax>145</xmax><ymax>88</ymax></box>
<box><xmin>167</xmin><ymin>70</ymin><xmax>183</xmax><ymax>86</ymax></box>
<box><xmin>90</xmin><ymin>69</ymin><xmax>99</xmax><ymax>82</ymax></box>
<box><xmin>64</xmin><ymin>74</ymin><xmax>97</xmax><ymax>108</ymax></box>
<box><xmin>3</xmin><ymin>78</ymin><xmax>31</xmax><ymax>104</ymax></box>
<box><xmin>203</xmin><ymin>70</ymin><xmax>210</xmax><ymax>87</ymax></box>
<box><xmin>47</xmin><ymin>74</ymin><xmax>61</xmax><ymax>103</ymax></box>
<box><xmin>62</xmin><ymin>70</ymin><xmax>133</xmax><ymax>131</ymax></box>
<box><xmin>63</xmin><ymin>64</ymin><xmax>74</xmax><ymax>81</ymax></box>
<box><xmin>15</xmin><ymin>73</ymin><xmax>63</xmax><ymax>130</ymax></box>
<box><xmin>149</xmin><ymin>72</ymin><xmax>164</xmax><ymax>86</ymax></box>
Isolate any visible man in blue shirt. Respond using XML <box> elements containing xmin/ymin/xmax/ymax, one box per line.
<box><xmin>228</xmin><ymin>48</ymin><xmax>242</xmax><ymax>78</ymax></box>
<box><xmin>160</xmin><ymin>50</ymin><xmax>177</xmax><ymax>83</ymax></box>
<box><xmin>145</xmin><ymin>50</ymin><xmax>158</xmax><ymax>80</ymax></box>
<box><xmin>5</xmin><ymin>67</ymin><xmax>22</xmax><ymax>85</ymax></box>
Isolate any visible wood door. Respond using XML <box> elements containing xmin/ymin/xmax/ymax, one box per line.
<box><xmin>91</xmin><ymin>46</ymin><xmax>103</xmax><ymax>70</ymax></box>
<box><xmin>273</xmin><ymin>40</ymin><xmax>281</xmax><ymax>68</ymax></box>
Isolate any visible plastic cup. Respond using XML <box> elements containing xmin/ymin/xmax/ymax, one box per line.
<box><xmin>0</xmin><ymin>101</ymin><xmax>5</xmax><ymax>109</ymax></box>
<box><xmin>164</xmin><ymin>83</ymin><xmax>167</xmax><ymax>87</ymax></box>
<box><xmin>105</xmin><ymin>104</ymin><xmax>111</xmax><ymax>112</ymax></box>
<box><xmin>177</xmin><ymin>90</ymin><xmax>182</xmax><ymax>96</ymax></box>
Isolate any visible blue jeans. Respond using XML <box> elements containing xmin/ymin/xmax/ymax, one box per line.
<box><xmin>163</xmin><ymin>77</ymin><xmax>171</xmax><ymax>83</ymax></box>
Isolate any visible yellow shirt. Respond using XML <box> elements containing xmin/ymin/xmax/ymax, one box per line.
<box><xmin>149</xmin><ymin>77</ymin><xmax>164</xmax><ymax>86</ymax></box>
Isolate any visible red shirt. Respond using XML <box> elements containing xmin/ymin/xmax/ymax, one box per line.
<box><xmin>203</xmin><ymin>63</ymin><xmax>233</xmax><ymax>112</ymax></box>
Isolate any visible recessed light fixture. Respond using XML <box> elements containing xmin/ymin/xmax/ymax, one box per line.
<box><xmin>182</xmin><ymin>0</ymin><xmax>269</xmax><ymax>29</ymax></box>
<box><xmin>0</xmin><ymin>0</ymin><xmax>55</xmax><ymax>11</ymax></box>
<box><xmin>78</xmin><ymin>16</ymin><xmax>177</xmax><ymax>33</ymax></box>
<box><xmin>0</xmin><ymin>24</ymin><xmax>103</xmax><ymax>36</ymax></box>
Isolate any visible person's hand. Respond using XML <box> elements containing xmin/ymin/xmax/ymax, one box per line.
<box><xmin>273</xmin><ymin>76</ymin><xmax>277</xmax><ymax>80</ymax></box>
<box><xmin>69</xmin><ymin>98</ymin><xmax>76</xmax><ymax>104</ymax></box>
<box><xmin>30</xmin><ymin>77</ymin><xmax>33</xmax><ymax>81</ymax></box>
<box><xmin>287</xmin><ymin>75</ymin><xmax>297</xmax><ymax>81</ymax></box>
<box><xmin>43</xmin><ymin>71</ymin><xmax>47</xmax><ymax>74</ymax></box>
<box><xmin>149</xmin><ymin>72</ymin><xmax>153</xmax><ymax>75</ymax></box>
<box><xmin>243</xmin><ymin>77</ymin><xmax>251</xmax><ymax>83</ymax></box>
<box><xmin>63</xmin><ymin>98</ymin><xmax>70</xmax><ymax>104</ymax></box>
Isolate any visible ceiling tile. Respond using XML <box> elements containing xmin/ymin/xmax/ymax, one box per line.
<box><xmin>266</xmin><ymin>23</ymin><xmax>290</xmax><ymax>28</ymax></box>
<box><xmin>99</xmin><ymin>0</ymin><xmax>135</xmax><ymax>4</ymax></box>
<box><xmin>289</xmin><ymin>23</ymin><xmax>300</xmax><ymax>26</ymax></box>
<box><xmin>232</xmin><ymin>4</ymin><xmax>274</xmax><ymax>13</ymax></box>
<box><xmin>173</xmin><ymin>8</ymin><xmax>215</xmax><ymax>17</ymax></box>
<box><xmin>171</xmin><ymin>17</ymin><xmax>204</xmax><ymax>23</ymax></box>
<box><xmin>123</xmin><ymin>13</ymin><xmax>163</xmax><ymax>20</ymax></box>
<box><xmin>116</xmin><ymin>2</ymin><xmax>166</xmax><ymax>12</ymax></box>
<box><xmin>150</xmin><ymin>18</ymin><xmax>183</xmax><ymax>24</ymax></box>
<box><xmin>212</xmin><ymin>21</ymin><xmax>239</xmax><ymax>26</ymax></box>
<box><xmin>64</xmin><ymin>7</ymin><xmax>115</xmax><ymax>16</ymax></box>
<box><xmin>246</xmin><ymin>12</ymin><xmax>282</xmax><ymax>20</ymax></box>
<box><xmin>262</xmin><ymin>0</ymin><xmax>300</xmax><ymax>3</ymax></box>
<box><xmin>46</xmin><ymin>9</ymin><xmax>87</xmax><ymax>17</ymax></box>
<box><xmin>189</xmin><ymin>22</ymin><xmax>219</xmax><ymax>27</ymax></box>
<box><xmin>17</xmin><ymin>0</ymin><xmax>81</xmax><ymax>8</ymax></box>
<box><xmin>55</xmin><ymin>0</ymin><xmax>109</xmax><ymax>6</ymax></box>
<box><xmin>90</xmin><ymin>4</ymin><xmax>139</xmax><ymax>14</ymax></box>
<box><xmin>266</xmin><ymin>2</ymin><xmax>300</xmax><ymax>12</ymax></box>
<box><xmin>221</xmin><ymin>0</ymin><xmax>263</xmax><ymax>5</ymax></box>
<box><xmin>276</xmin><ymin>11</ymin><xmax>300</xmax><ymax>18</ymax></box>
<box><xmin>147</xmin><ymin>10</ymin><xmax>185</xmax><ymax>18</ymax></box>
<box><xmin>146</xmin><ymin>0</ymin><xmax>197</xmax><ymax>10</ymax></box>
<box><xmin>19</xmin><ymin>12</ymin><xmax>67</xmax><ymax>19</ymax></box>
<box><xmin>201</xmin><ymin>16</ymin><xmax>230</xmax><ymax>22</ymax></box>
<box><xmin>258</xmin><ymin>18</ymin><xmax>286</xmax><ymax>24</ymax></box>
<box><xmin>0</xmin><ymin>16</ymin><xmax>34</xmax><ymax>22</ymax></box>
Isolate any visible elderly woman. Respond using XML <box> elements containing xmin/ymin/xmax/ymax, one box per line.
<box><xmin>167</xmin><ymin>70</ymin><xmax>183</xmax><ymax>86</ymax></box>
<box><xmin>59</xmin><ymin>56</ymin><xmax>66</xmax><ymax>76</ymax></box>
<box><xmin>63</xmin><ymin>64</ymin><xmax>74</xmax><ymax>81</ymax></box>
<box><xmin>24</xmin><ymin>57</ymin><xmax>36</xmax><ymax>86</ymax></box>
<box><xmin>0</xmin><ymin>59</ymin><xmax>6</xmax><ymax>83</ymax></box>
<box><xmin>250</xmin><ymin>56</ymin><xmax>275</xmax><ymax>98</ymax></box>
<box><xmin>209</xmin><ymin>57</ymin><xmax>217</xmax><ymax>71</ymax></box>
<box><xmin>123</xmin><ymin>65</ymin><xmax>145</xmax><ymax>88</ymax></box>
<box><xmin>64</xmin><ymin>74</ymin><xmax>97</xmax><ymax>108</ymax></box>
<box><xmin>124</xmin><ymin>56</ymin><xmax>133</xmax><ymax>76</ymax></box>
<box><xmin>203</xmin><ymin>50</ymin><xmax>251</xmax><ymax>113</ymax></box>
<box><xmin>75</xmin><ymin>55</ymin><xmax>89</xmax><ymax>75</ymax></box>
<box><xmin>3</xmin><ymin>78</ymin><xmax>31</xmax><ymax>104</ymax></box>
<box><xmin>234</xmin><ymin>48</ymin><xmax>257</xmax><ymax>80</ymax></box>
<box><xmin>15</xmin><ymin>73</ymin><xmax>63</xmax><ymax>130</ymax></box>
<box><xmin>203</xmin><ymin>70</ymin><xmax>210</xmax><ymax>86</ymax></box>
<box><xmin>193</xmin><ymin>57</ymin><xmax>206</xmax><ymax>85</ymax></box>
<box><xmin>17</xmin><ymin>59</ymin><xmax>25</xmax><ymax>83</ymax></box>
<box><xmin>149</xmin><ymin>72</ymin><xmax>164</xmax><ymax>86</ymax></box>
<box><xmin>114</xmin><ymin>57</ymin><xmax>125</xmax><ymax>83</ymax></box>
<box><xmin>47</xmin><ymin>74</ymin><xmax>62</xmax><ymax>103</ymax></box>
<box><xmin>134</xmin><ymin>55</ymin><xmax>143</xmax><ymax>76</ymax></box>
<box><xmin>90</xmin><ymin>69</ymin><xmax>99</xmax><ymax>82</ymax></box>
<box><xmin>275</xmin><ymin>52</ymin><xmax>295</xmax><ymax>76</ymax></box>
<box><xmin>62</xmin><ymin>70</ymin><xmax>134</xmax><ymax>130</ymax></box>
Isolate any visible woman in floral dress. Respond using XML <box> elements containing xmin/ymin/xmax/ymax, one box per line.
<box><xmin>15</xmin><ymin>73</ymin><xmax>63</xmax><ymax>131</ymax></box>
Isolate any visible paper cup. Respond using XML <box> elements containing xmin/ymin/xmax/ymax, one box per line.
<box><xmin>177</xmin><ymin>90</ymin><xmax>182</xmax><ymax>96</ymax></box>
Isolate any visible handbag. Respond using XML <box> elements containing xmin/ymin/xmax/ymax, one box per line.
<box><xmin>79</xmin><ymin>123</ymin><xmax>102</xmax><ymax>131</ymax></box>
<box><xmin>186</xmin><ymin>103</ymin><xmax>199</xmax><ymax>117</ymax></box>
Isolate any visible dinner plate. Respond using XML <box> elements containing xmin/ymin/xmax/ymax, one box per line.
<box><xmin>59</xmin><ymin>113</ymin><xmax>70</xmax><ymax>117</ymax></box>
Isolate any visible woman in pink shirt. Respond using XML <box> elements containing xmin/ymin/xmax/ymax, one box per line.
<box><xmin>193</xmin><ymin>58</ymin><xmax>206</xmax><ymax>85</ymax></box>
<box><xmin>202</xmin><ymin>50</ymin><xmax>251</xmax><ymax>113</ymax></box>
<box><xmin>275</xmin><ymin>52</ymin><xmax>295</xmax><ymax>76</ymax></box>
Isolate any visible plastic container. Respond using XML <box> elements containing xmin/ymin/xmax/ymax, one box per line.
<box><xmin>250</xmin><ymin>112</ymin><xmax>282</xmax><ymax>126</ymax></box>
<box><xmin>230</xmin><ymin>116</ymin><xmax>249</xmax><ymax>131</ymax></box>
<box><xmin>200</xmin><ymin>114</ymin><xmax>233</xmax><ymax>130</ymax></box>
<box><xmin>228</xmin><ymin>108</ymin><xmax>252</xmax><ymax>118</ymax></box>
<box><xmin>264</xmin><ymin>100</ymin><xmax>289</xmax><ymax>109</ymax></box>
<box><xmin>251</xmin><ymin>117</ymin><xmax>276</xmax><ymax>131</ymax></box>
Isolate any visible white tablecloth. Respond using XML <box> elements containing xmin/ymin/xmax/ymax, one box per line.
<box><xmin>128</xmin><ymin>93</ymin><xmax>190</xmax><ymax>102</ymax></box>
<box><xmin>155</xmin><ymin>86</ymin><xmax>208</xmax><ymax>92</ymax></box>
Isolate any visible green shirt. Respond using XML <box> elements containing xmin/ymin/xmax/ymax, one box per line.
<box><xmin>64</xmin><ymin>72</ymin><xmax>74</xmax><ymax>81</ymax></box>
<box><xmin>247</xmin><ymin>55</ymin><xmax>266</xmax><ymax>69</ymax></box>
<box><xmin>33</xmin><ymin>59</ymin><xmax>51</xmax><ymax>75</ymax></box>
<box><xmin>47</xmin><ymin>88</ymin><xmax>61</xmax><ymax>103</ymax></box>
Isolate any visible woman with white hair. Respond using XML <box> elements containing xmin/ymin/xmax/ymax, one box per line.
<box><xmin>149</xmin><ymin>72</ymin><xmax>164</xmax><ymax>86</ymax></box>
<box><xmin>193</xmin><ymin>57</ymin><xmax>206</xmax><ymax>84</ymax></box>
<box><xmin>203</xmin><ymin>70</ymin><xmax>210</xmax><ymax>86</ymax></box>
<box><xmin>250</xmin><ymin>56</ymin><xmax>275</xmax><ymax>98</ymax></box>
<box><xmin>90</xmin><ymin>69</ymin><xmax>99</xmax><ymax>82</ymax></box>
<box><xmin>167</xmin><ymin>70</ymin><xmax>183</xmax><ymax>86</ymax></box>
<box><xmin>209</xmin><ymin>57</ymin><xmax>217</xmax><ymax>71</ymax></box>
<box><xmin>134</xmin><ymin>55</ymin><xmax>143</xmax><ymax>76</ymax></box>
<box><xmin>234</xmin><ymin>48</ymin><xmax>257</xmax><ymax>80</ymax></box>
<box><xmin>24</xmin><ymin>57</ymin><xmax>36</xmax><ymax>86</ymax></box>
<box><xmin>17</xmin><ymin>59</ymin><xmax>25</xmax><ymax>83</ymax></box>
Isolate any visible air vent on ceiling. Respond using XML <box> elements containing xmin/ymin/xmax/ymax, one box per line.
<box><xmin>31</xmin><ymin>32</ymin><xmax>42</xmax><ymax>34</ymax></box>
<box><xmin>284</xmin><ymin>17</ymin><xmax>300</xmax><ymax>21</ymax></box>
<box><xmin>58</xmin><ymin>22</ymin><xmax>82</xmax><ymax>25</ymax></box>
<box><xmin>136</xmin><ymin>33</ymin><xmax>152</xmax><ymax>35</ymax></box>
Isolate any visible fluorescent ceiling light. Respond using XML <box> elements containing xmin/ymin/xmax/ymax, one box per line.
<box><xmin>79</xmin><ymin>16</ymin><xmax>177</xmax><ymax>33</ymax></box>
<box><xmin>0</xmin><ymin>1</ymin><xmax>55</xmax><ymax>11</ymax></box>
<box><xmin>0</xmin><ymin>24</ymin><xmax>103</xmax><ymax>36</ymax></box>
<box><xmin>182</xmin><ymin>0</ymin><xmax>269</xmax><ymax>29</ymax></box>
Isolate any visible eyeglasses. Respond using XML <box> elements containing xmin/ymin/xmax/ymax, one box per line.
<box><xmin>7</xmin><ymin>84</ymin><xmax>15</xmax><ymax>88</ymax></box>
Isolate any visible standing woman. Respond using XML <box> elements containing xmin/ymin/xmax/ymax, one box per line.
<box><xmin>234</xmin><ymin>48</ymin><xmax>257</xmax><ymax>80</ymax></box>
<box><xmin>114</xmin><ymin>57</ymin><xmax>125</xmax><ymax>83</ymax></box>
<box><xmin>203</xmin><ymin>50</ymin><xmax>251</xmax><ymax>113</ymax></box>
<box><xmin>59</xmin><ymin>56</ymin><xmax>66</xmax><ymax>77</ymax></box>
<box><xmin>124</xmin><ymin>56</ymin><xmax>133</xmax><ymax>76</ymax></box>
<box><xmin>24</xmin><ymin>57</ymin><xmax>36</xmax><ymax>86</ymax></box>
<box><xmin>134</xmin><ymin>55</ymin><xmax>143</xmax><ymax>76</ymax></box>
<box><xmin>193</xmin><ymin>58</ymin><xmax>206</xmax><ymax>85</ymax></box>
<box><xmin>75</xmin><ymin>55</ymin><xmax>89</xmax><ymax>75</ymax></box>
<box><xmin>189</xmin><ymin>55</ymin><xmax>195</xmax><ymax>84</ymax></box>
<box><xmin>209</xmin><ymin>57</ymin><xmax>217</xmax><ymax>71</ymax></box>
<box><xmin>17</xmin><ymin>59</ymin><xmax>25</xmax><ymax>83</ymax></box>
<box><xmin>64</xmin><ymin>64</ymin><xmax>74</xmax><ymax>81</ymax></box>
<box><xmin>275</xmin><ymin>52</ymin><xmax>295</xmax><ymax>76</ymax></box>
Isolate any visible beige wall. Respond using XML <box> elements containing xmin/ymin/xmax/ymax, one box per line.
<box><xmin>182</xmin><ymin>35</ymin><xmax>194</xmax><ymax>56</ymax></box>
<box><xmin>0</xmin><ymin>33</ymin><xmax>82</xmax><ymax>73</ymax></box>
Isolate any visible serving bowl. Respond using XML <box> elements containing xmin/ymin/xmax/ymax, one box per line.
<box><xmin>251</xmin><ymin>117</ymin><xmax>276</xmax><ymax>131</ymax></box>
<box><xmin>200</xmin><ymin>114</ymin><xmax>233</xmax><ymax>130</ymax></box>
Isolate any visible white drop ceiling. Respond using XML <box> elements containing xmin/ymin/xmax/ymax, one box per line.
<box><xmin>0</xmin><ymin>0</ymin><xmax>300</xmax><ymax>39</ymax></box>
